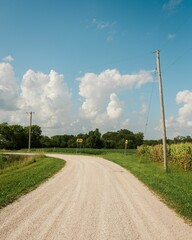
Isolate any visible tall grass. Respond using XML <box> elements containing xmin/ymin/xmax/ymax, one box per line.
<box><xmin>0</xmin><ymin>154</ymin><xmax>38</xmax><ymax>173</ymax></box>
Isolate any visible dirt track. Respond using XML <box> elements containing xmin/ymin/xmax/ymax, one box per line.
<box><xmin>0</xmin><ymin>154</ymin><xmax>192</xmax><ymax>240</ymax></box>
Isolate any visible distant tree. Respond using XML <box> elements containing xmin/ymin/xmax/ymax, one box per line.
<box><xmin>0</xmin><ymin>122</ymin><xmax>27</xmax><ymax>149</ymax></box>
<box><xmin>86</xmin><ymin>128</ymin><xmax>103</xmax><ymax>148</ymax></box>
<box><xmin>173</xmin><ymin>135</ymin><xmax>192</xmax><ymax>143</ymax></box>
<box><xmin>115</xmin><ymin>129</ymin><xmax>135</xmax><ymax>149</ymax></box>
<box><xmin>10</xmin><ymin>124</ymin><xmax>27</xmax><ymax>149</ymax></box>
<box><xmin>0</xmin><ymin>122</ymin><xmax>13</xmax><ymax>149</ymax></box>
<box><xmin>40</xmin><ymin>135</ymin><xmax>52</xmax><ymax>148</ymax></box>
<box><xmin>63</xmin><ymin>134</ymin><xmax>75</xmax><ymax>147</ymax></box>
<box><xmin>143</xmin><ymin>139</ymin><xmax>162</xmax><ymax>146</ymax></box>
<box><xmin>102</xmin><ymin>129</ymin><xmax>143</xmax><ymax>149</ymax></box>
<box><xmin>102</xmin><ymin>131</ymin><xmax>117</xmax><ymax>148</ymax></box>
<box><xmin>50</xmin><ymin>134</ymin><xmax>75</xmax><ymax>148</ymax></box>
<box><xmin>134</xmin><ymin>132</ymin><xmax>144</xmax><ymax>147</ymax></box>
<box><xmin>24</xmin><ymin>125</ymin><xmax>42</xmax><ymax>148</ymax></box>
<box><xmin>67</xmin><ymin>137</ymin><xmax>76</xmax><ymax>148</ymax></box>
<box><xmin>51</xmin><ymin>135</ymin><xmax>66</xmax><ymax>147</ymax></box>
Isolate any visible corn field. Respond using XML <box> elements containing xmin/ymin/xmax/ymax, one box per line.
<box><xmin>137</xmin><ymin>143</ymin><xmax>192</xmax><ymax>171</ymax></box>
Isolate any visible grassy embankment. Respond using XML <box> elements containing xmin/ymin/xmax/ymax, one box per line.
<box><xmin>103</xmin><ymin>151</ymin><xmax>192</xmax><ymax>224</ymax></box>
<box><xmin>0</xmin><ymin>154</ymin><xmax>65</xmax><ymax>208</ymax></box>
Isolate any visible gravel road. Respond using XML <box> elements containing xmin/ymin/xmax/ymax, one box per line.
<box><xmin>0</xmin><ymin>154</ymin><xmax>192</xmax><ymax>240</ymax></box>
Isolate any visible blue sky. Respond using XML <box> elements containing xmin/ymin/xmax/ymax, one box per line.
<box><xmin>0</xmin><ymin>0</ymin><xmax>191</xmax><ymax>139</ymax></box>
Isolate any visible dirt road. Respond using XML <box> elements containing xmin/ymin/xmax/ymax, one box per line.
<box><xmin>0</xmin><ymin>154</ymin><xmax>191</xmax><ymax>240</ymax></box>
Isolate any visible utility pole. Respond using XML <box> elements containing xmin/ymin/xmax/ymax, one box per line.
<box><xmin>156</xmin><ymin>50</ymin><xmax>168</xmax><ymax>172</ymax></box>
<box><xmin>26</xmin><ymin>112</ymin><xmax>34</xmax><ymax>152</ymax></box>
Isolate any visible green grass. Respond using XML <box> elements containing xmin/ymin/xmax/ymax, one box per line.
<box><xmin>1</xmin><ymin>149</ymin><xmax>192</xmax><ymax>224</ymax></box>
<box><xmin>17</xmin><ymin>147</ymin><xmax>127</xmax><ymax>155</ymax></box>
<box><xmin>0</xmin><ymin>154</ymin><xmax>65</xmax><ymax>208</ymax></box>
<box><xmin>103</xmin><ymin>152</ymin><xmax>192</xmax><ymax>223</ymax></box>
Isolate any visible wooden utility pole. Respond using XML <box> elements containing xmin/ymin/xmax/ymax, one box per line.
<box><xmin>156</xmin><ymin>50</ymin><xmax>168</xmax><ymax>172</ymax></box>
<box><xmin>26</xmin><ymin>112</ymin><xmax>34</xmax><ymax>152</ymax></box>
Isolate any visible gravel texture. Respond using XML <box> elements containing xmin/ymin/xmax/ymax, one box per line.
<box><xmin>0</xmin><ymin>154</ymin><xmax>191</xmax><ymax>240</ymax></box>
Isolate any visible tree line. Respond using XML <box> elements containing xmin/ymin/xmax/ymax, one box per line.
<box><xmin>0</xmin><ymin>122</ymin><xmax>144</xmax><ymax>150</ymax></box>
<box><xmin>1</xmin><ymin>122</ymin><xmax>191</xmax><ymax>150</ymax></box>
<box><xmin>143</xmin><ymin>135</ymin><xmax>192</xmax><ymax>146</ymax></box>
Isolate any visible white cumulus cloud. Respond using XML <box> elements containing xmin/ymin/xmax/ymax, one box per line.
<box><xmin>78</xmin><ymin>69</ymin><xmax>153</xmax><ymax>120</ymax></box>
<box><xmin>176</xmin><ymin>90</ymin><xmax>192</xmax><ymax>126</ymax></box>
<box><xmin>16</xmin><ymin>69</ymin><xmax>72</xmax><ymax>133</ymax></box>
<box><xmin>107</xmin><ymin>93</ymin><xmax>122</xmax><ymax>119</ymax></box>
<box><xmin>159</xmin><ymin>90</ymin><xmax>192</xmax><ymax>138</ymax></box>
<box><xmin>0</xmin><ymin>62</ymin><xmax>18</xmax><ymax>110</ymax></box>
<box><xmin>0</xmin><ymin>61</ymin><xmax>73</xmax><ymax>135</ymax></box>
<box><xmin>75</xmin><ymin>69</ymin><xmax>153</xmax><ymax>133</ymax></box>
<box><xmin>0</xmin><ymin>61</ymin><xmax>155</xmax><ymax>136</ymax></box>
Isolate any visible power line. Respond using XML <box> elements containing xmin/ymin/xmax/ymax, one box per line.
<box><xmin>163</xmin><ymin>46</ymin><xmax>192</xmax><ymax>73</ymax></box>
<box><xmin>144</xmin><ymin>69</ymin><xmax>157</xmax><ymax>138</ymax></box>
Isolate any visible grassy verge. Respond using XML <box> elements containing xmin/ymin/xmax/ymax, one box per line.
<box><xmin>103</xmin><ymin>152</ymin><xmax>192</xmax><ymax>223</ymax></box>
<box><xmin>0</xmin><ymin>154</ymin><xmax>65</xmax><ymax>208</ymax></box>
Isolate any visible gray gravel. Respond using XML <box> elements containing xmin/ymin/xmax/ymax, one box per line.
<box><xmin>0</xmin><ymin>154</ymin><xmax>191</xmax><ymax>240</ymax></box>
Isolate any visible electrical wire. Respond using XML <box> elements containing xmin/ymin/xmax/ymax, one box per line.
<box><xmin>144</xmin><ymin>69</ymin><xmax>157</xmax><ymax>138</ymax></box>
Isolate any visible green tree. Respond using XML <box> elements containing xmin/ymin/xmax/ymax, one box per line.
<box><xmin>0</xmin><ymin>122</ymin><xmax>27</xmax><ymax>149</ymax></box>
<box><xmin>102</xmin><ymin>129</ymin><xmax>143</xmax><ymax>149</ymax></box>
<box><xmin>40</xmin><ymin>135</ymin><xmax>52</xmax><ymax>148</ymax></box>
<box><xmin>0</xmin><ymin>122</ymin><xmax>13</xmax><ymax>149</ymax></box>
<box><xmin>86</xmin><ymin>128</ymin><xmax>103</xmax><ymax>148</ymax></box>
<box><xmin>134</xmin><ymin>132</ymin><xmax>144</xmax><ymax>147</ymax></box>
<box><xmin>10</xmin><ymin>124</ymin><xmax>27</xmax><ymax>149</ymax></box>
<box><xmin>102</xmin><ymin>131</ymin><xmax>117</xmax><ymax>148</ymax></box>
<box><xmin>116</xmin><ymin>129</ymin><xmax>135</xmax><ymax>149</ymax></box>
<box><xmin>24</xmin><ymin>125</ymin><xmax>42</xmax><ymax>148</ymax></box>
<box><xmin>67</xmin><ymin>137</ymin><xmax>76</xmax><ymax>148</ymax></box>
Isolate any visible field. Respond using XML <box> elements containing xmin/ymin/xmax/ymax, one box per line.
<box><xmin>137</xmin><ymin>143</ymin><xmax>192</xmax><ymax>171</ymax></box>
<box><xmin>0</xmin><ymin>154</ymin><xmax>65</xmax><ymax>208</ymax></box>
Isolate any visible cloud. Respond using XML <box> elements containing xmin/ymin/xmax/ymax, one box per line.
<box><xmin>92</xmin><ymin>18</ymin><xmax>111</xmax><ymax>30</ymax></box>
<box><xmin>0</xmin><ymin>62</ymin><xmax>73</xmax><ymax>135</ymax></box>
<box><xmin>92</xmin><ymin>18</ymin><xmax>116</xmax><ymax>41</ymax></box>
<box><xmin>0</xmin><ymin>62</ymin><xmax>18</xmax><ymax>110</ymax></box>
<box><xmin>168</xmin><ymin>33</ymin><xmax>176</xmax><ymax>40</ymax></box>
<box><xmin>176</xmin><ymin>90</ymin><xmax>192</xmax><ymax>126</ymax></box>
<box><xmin>158</xmin><ymin>90</ymin><xmax>192</xmax><ymax>137</ymax></box>
<box><xmin>3</xmin><ymin>55</ymin><xmax>14</xmax><ymax>62</ymax></box>
<box><xmin>107</xmin><ymin>93</ymin><xmax>122</xmax><ymax>119</ymax></box>
<box><xmin>78</xmin><ymin>69</ymin><xmax>153</xmax><ymax>121</ymax></box>
<box><xmin>163</xmin><ymin>0</ymin><xmax>183</xmax><ymax>10</ymax></box>
<box><xmin>16</xmin><ymin>69</ymin><xmax>72</xmax><ymax>133</ymax></box>
<box><xmin>0</xmin><ymin>61</ymin><xmax>154</xmax><ymax>136</ymax></box>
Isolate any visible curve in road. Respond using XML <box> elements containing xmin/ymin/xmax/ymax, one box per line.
<box><xmin>0</xmin><ymin>154</ymin><xmax>191</xmax><ymax>240</ymax></box>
